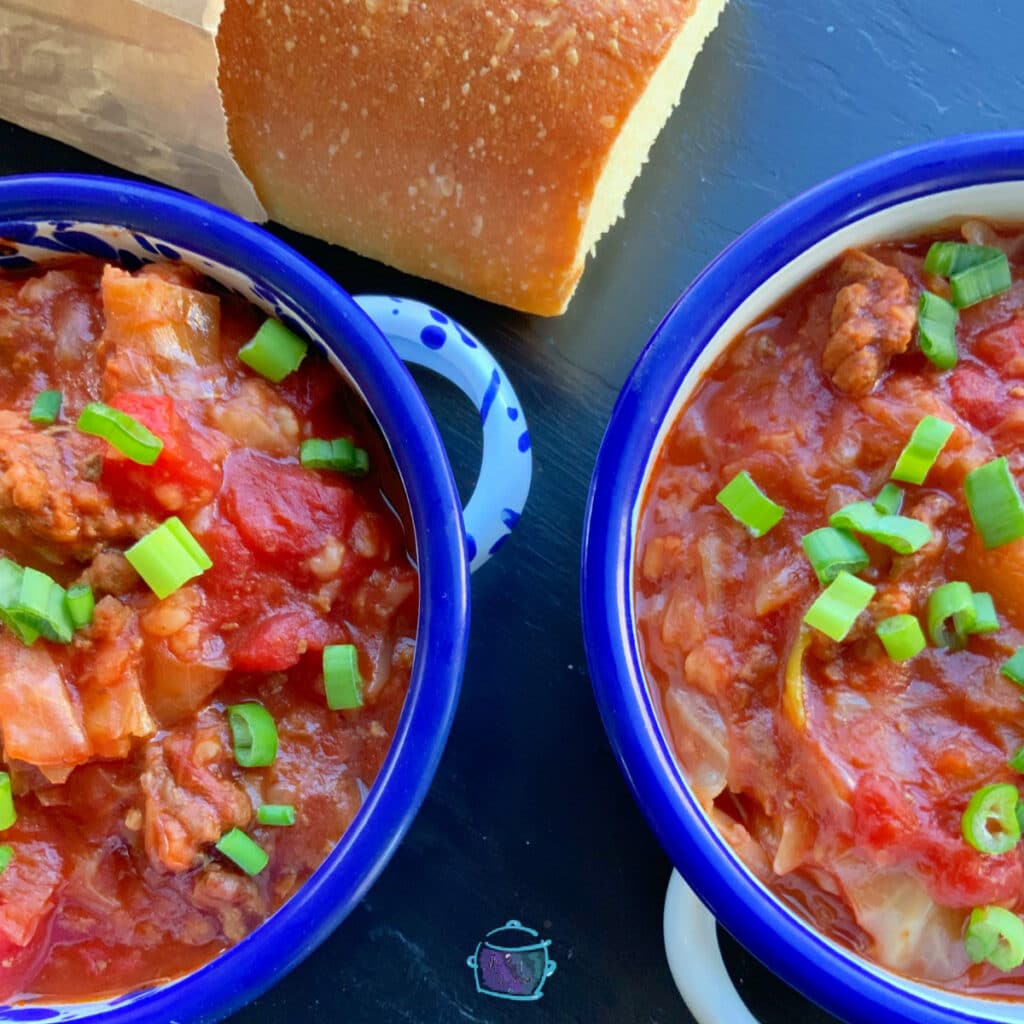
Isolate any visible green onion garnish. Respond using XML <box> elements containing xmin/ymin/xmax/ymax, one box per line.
<box><xmin>1010</xmin><ymin>747</ymin><xmax>1024</xmax><ymax>774</ymax></box>
<box><xmin>803</xmin><ymin>571</ymin><xmax>875</xmax><ymax>642</ymax></box>
<box><xmin>65</xmin><ymin>584</ymin><xmax>94</xmax><ymax>630</ymax></box>
<box><xmin>257</xmin><ymin>804</ymin><xmax>296</xmax><ymax>827</ymax></box>
<box><xmin>891</xmin><ymin>416</ymin><xmax>955</xmax><ymax>485</ymax></box>
<box><xmin>239</xmin><ymin>319</ymin><xmax>308</xmax><ymax>383</ymax></box>
<box><xmin>875</xmin><ymin>614</ymin><xmax>926</xmax><ymax>662</ymax></box>
<box><xmin>965</xmin><ymin>457</ymin><xmax>1024</xmax><ymax>549</ymax></box>
<box><xmin>300</xmin><ymin>438</ymin><xmax>370</xmax><ymax>476</ymax></box>
<box><xmin>0</xmin><ymin>846</ymin><xmax>11</xmax><ymax>876</ymax></box>
<box><xmin>927</xmin><ymin>580</ymin><xmax>976</xmax><ymax>649</ymax></box>
<box><xmin>801</xmin><ymin>527</ymin><xmax>869</xmax><ymax>586</ymax></box>
<box><xmin>0</xmin><ymin>773</ymin><xmax>16</xmax><ymax>831</ymax></box>
<box><xmin>924</xmin><ymin>242</ymin><xmax>998</xmax><ymax>277</ymax></box>
<box><xmin>962</xmin><ymin>783</ymin><xmax>1022</xmax><ymax>855</ymax></box>
<box><xmin>28</xmin><ymin>389</ymin><xmax>62</xmax><ymax>425</ymax></box>
<box><xmin>968</xmin><ymin>592</ymin><xmax>999</xmax><ymax>635</ymax></box>
<box><xmin>923</xmin><ymin>242</ymin><xmax>1014</xmax><ymax>308</ymax></box>
<box><xmin>828</xmin><ymin>502</ymin><xmax>931</xmax><ymax>554</ymax></box>
<box><xmin>11</xmin><ymin>567</ymin><xmax>73</xmax><ymax>644</ymax></box>
<box><xmin>214</xmin><ymin>828</ymin><xmax>268</xmax><ymax>876</ymax></box>
<box><xmin>1002</xmin><ymin>647</ymin><xmax>1024</xmax><ymax>687</ymax></box>
<box><xmin>965</xmin><ymin>905</ymin><xmax>1024</xmax><ymax>972</ymax></box>
<box><xmin>951</xmin><ymin>254</ymin><xmax>1013</xmax><ymax>309</ymax></box>
<box><xmin>0</xmin><ymin>560</ymin><xmax>37</xmax><ymax>645</ymax></box>
<box><xmin>227</xmin><ymin>703</ymin><xmax>279</xmax><ymax>768</ymax></box>
<box><xmin>77</xmin><ymin>402</ymin><xmax>164</xmax><ymax>465</ymax></box>
<box><xmin>917</xmin><ymin>291</ymin><xmax>959</xmax><ymax>370</ymax></box>
<box><xmin>125</xmin><ymin>517</ymin><xmax>212</xmax><ymax>600</ymax></box>
<box><xmin>715</xmin><ymin>471</ymin><xmax>784</xmax><ymax>537</ymax></box>
<box><xmin>873</xmin><ymin>483</ymin><xmax>904</xmax><ymax>517</ymax></box>
<box><xmin>323</xmin><ymin>644</ymin><xmax>364</xmax><ymax>710</ymax></box>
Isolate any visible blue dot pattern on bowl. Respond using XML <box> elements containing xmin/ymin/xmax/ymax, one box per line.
<box><xmin>353</xmin><ymin>295</ymin><xmax>532</xmax><ymax>572</ymax></box>
<box><xmin>0</xmin><ymin>218</ymin><xmax>313</xmax><ymax>336</ymax></box>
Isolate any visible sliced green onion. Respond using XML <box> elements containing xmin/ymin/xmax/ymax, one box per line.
<box><xmin>28</xmin><ymin>389</ymin><xmax>62</xmax><ymax>425</ymax></box>
<box><xmin>951</xmin><ymin>254</ymin><xmax>1013</xmax><ymax>309</ymax></box>
<box><xmin>875</xmin><ymin>614</ymin><xmax>926</xmax><ymax>662</ymax></box>
<box><xmin>65</xmin><ymin>584</ymin><xmax>94</xmax><ymax>630</ymax></box>
<box><xmin>803</xmin><ymin>571</ymin><xmax>875</xmax><ymax>642</ymax></box>
<box><xmin>0</xmin><ymin>560</ymin><xmax>37</xmax><ymax>646</ymax></box>
<box><xmin>125</xmin><ymin>517</ymin><xmax>212</xmax><ymax>600</ymax></box>
<box><xmin>927</xmin><ymin>581</ymin><xmax>976</xmax><ymax>649</ymax></box>
<box><xmin>924</xmin><ymin>242</ymin><xmax>999</xmax><ymax>277</ymax></box>
<box><xmin>214</xmin><ymin>828</ymin><xmax>268</xmax><ymax>875</ymax></box>
<box><xmin>300</xmin><ymin>437</ymin><xmax>370</xmax><ymax>476</ymax></box>
<box><xmin>11</xmin><ymin>567</ymin><xmax>73</xmax><ymax>644</ymax></box>
<box><xmin>257</xmin><ymin>804</ymin><xmax>296</xmax><ymax>827</ymax></box>
<box><xmin>873</xmin><ymin>483</ymin><xmax>904</xmax><ymax>517</ymax></box>
<box><xmin>77</xmin><ymin>402</ymin><xmax>163</xmax><ymax>465</ymax></box>
<box><xmin>1002</xmin><ymin>647</ymin><xmax>1024</xmax><ymax>687</ymax></box>
<box><xmin>1010</xmin><ymin>747</ymin><xmax>1024</xmax><ymax>774</ymax></box>
<box><xmin>715</xmin><ymin>471</ymin><xmax>784</xmax><ymax>538</ymax></box>
<box><xmin>227</xmin><ymin>703</ymin><xmax>279</xmax><ymax>768</ymax></box>
<box><xmin>0</xmin><ymin>846</ymin><xmax>11</xmax><ymax>875</ymax></box>
<box><xmin>968</xmin><ymin>592</ymin><xmax>999</xmax><ymax>635</ymax></box>
<box><xmin>891</xmin><ymin>416</ymin><xmax>955</xmax><ymax>485</ymax></box>
<box><xmin>924</xmin><ymin>241</ymin><xmax>1014</xmax><ymax>308</ymax></box>
<box><xmin>963</xmin><ymin>783</ymin><xmax>1022</xmax><ymax>855</ymax></box>
<box><xmin>828</xmin><ymin>502</ymin><xmax>931</xmax><ymax>554</ymax></box>
<box><xmin>965</xmin><ymin>905</ymin><xmax>1024</xmax><ymax>972</ymax></box>
<box><xmin>801</xmin><ymin>527</ymin><xmax>869</xmax><ymax>585</ymax></box>
<box><xmin>0</xmin><ymin>772</ymin><xmax>15</xmax><ymax>831</ymax></box>
<box><xmin>965</xmin><ymin>457</ymin><xmax>1024</xmax><ymax>549</ymax></box>
<box><xmin>239</xmin><ymin>319</ymin><xmax>307</xmax><ymax>383</ymax></box>
<box><xmin>917</xmin><ymin>291</ymin><xmax>959</xmax><ymax>370</ymax></box>
<box><xmin>323</xmin><ymin>644</ymin><xmax>364</xmax><ymax>710</ymax></box>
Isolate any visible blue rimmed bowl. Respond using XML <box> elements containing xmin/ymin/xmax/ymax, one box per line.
<box><xmin>0</xmin><ymin>173</ymin><xmax>530</xmax><ymax>1022</ymax></box>
<box><xmin>582</xmin><ymin>132</ymin><xmax>1024</xmax><ymax>1024</ymax></box>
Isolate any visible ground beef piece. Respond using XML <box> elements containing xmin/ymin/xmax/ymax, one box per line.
<box><xmin>0</xmin><ymin>414</ymin><xmax>153</xmax><ymax>560</ymax></box>
<box><xmin>140</xmin><ymin>709</ymin><xmax>251</xmax><ymax>873</ymax></box>
<box><xmin>824</xmin><ymin>251</ymin><xmax>917</xmax><ymax>395</ymax></box>
<box><xmin>191</xmin><ymin>866</ymin><xmax>267</xmax><ymax>942</ymax></box>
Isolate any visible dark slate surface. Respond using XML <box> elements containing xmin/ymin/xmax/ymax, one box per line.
<box><xmin>1</xmin><ymin>2</ymin><xmax>1022</xmax><ymax>1021</ymax></box>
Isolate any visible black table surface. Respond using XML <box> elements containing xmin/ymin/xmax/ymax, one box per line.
<box><xmin>2</xmin><ymin>2</ymin><xmax>1023</xmax><ymax>1021</ymax></box>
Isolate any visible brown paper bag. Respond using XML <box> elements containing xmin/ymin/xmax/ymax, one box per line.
<box><xmin>0</xmin><ymin>0</ymin><xmax>265</xmax><ymax>219</ymax></box>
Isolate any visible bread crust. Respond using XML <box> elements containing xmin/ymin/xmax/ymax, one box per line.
<box><xmin>218</xmin><ymin>0</ymin><xmax>708</xmax><ymax>315</ymax></box>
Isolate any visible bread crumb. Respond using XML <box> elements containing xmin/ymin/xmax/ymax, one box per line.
<box><xmin>284</xmin><ymin>38</ymin><xmax>296</xmax><ymax>52</ymax></box>
<box><xmin>471</xmin><ymin>214</ymin><xmax>484</xmax><ymax>237</ymax></box>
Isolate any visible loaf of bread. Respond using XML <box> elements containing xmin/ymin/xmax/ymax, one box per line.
<box><xmin>218</xmin><ymin>0</ymin><xmax>728</xmax><ymax>316</ymax></box>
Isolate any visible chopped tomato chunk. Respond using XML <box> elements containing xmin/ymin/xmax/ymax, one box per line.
<box><xmin>221</xmin><ymin>450</ymin><xmax>356</xmax><ymax>565</ymax></box>
<box><xmin>102</xmin><ymin>393</ymin><xmax>222</xmax><ymax>512</ymax></box>
<box><xmin>230</xmin><ymin>608</ymin><xmax>337</xmax><ymax>671</ymax></box>
<box><xmin>948</xmin><ymin>364</ymin><xmax>1006</xmax><ymax>432</ymax></box>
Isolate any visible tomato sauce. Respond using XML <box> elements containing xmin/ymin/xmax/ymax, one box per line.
<box><xmin>636</xmin><ymin>223</ymin><xmax>1024</xmax><ymax>993</ymax></box>
<box><xmin>0</xmin><ymin>259</ymin><xmax>417</xmax><ymax>1001</ymax></box>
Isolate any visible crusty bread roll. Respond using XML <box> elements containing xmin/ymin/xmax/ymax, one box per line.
<box><xmin>218</xmin><ymin>0</ymin><xmax>728</xmax><ymax>316</ymax></box>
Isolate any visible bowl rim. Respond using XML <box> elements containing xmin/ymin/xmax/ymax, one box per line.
<box><xmin>0</xmin><ymin>173</ymin><xmax>470</xmax><ymax>1023</ymax></box>
<box><xmin>582</xmin><ymin>130</ymin><xmax>1024</xmax><ymax>1024</ymax></box>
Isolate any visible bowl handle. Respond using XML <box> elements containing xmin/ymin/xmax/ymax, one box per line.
<box><xmin>354</xmin><ymin>295</ymin><xmax>531</xmax><ymax>572</ymax></box>
<box><xmin>663</xmin><ymin>870</ymin><xmax>760</xmax><ymax>1024</ymax></box>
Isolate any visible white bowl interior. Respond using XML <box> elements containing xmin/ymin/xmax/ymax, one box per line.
<box><xmin>630</xmin><ymin>180</ymin><xmax>1024</xmax><ymax>1020</ymax></box>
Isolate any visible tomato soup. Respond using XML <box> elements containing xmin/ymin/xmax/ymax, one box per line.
<box><xmin>636</xmin><ymin>222</ymin><xmax>1024</xmax><ymax>992</ymax></box>
<box><xmin>0</xmin><ymin>259</ymin><xmax>417</xmax><ymax>1001</ymax></box>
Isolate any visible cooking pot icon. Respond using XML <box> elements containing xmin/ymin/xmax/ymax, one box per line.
<box><xmin>466</xmin><ymin>920</ymin><xmax>558</xmax><ymax>1001</ymax></box>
